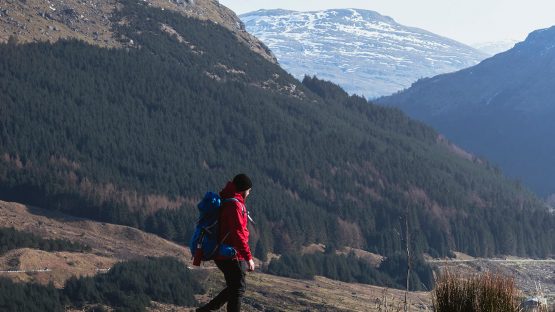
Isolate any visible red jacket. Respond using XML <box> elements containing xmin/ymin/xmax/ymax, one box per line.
<box><xmin>216</xmin><ymin>181</ymin><xmax>252</xmax><ymax>261</ymax></box>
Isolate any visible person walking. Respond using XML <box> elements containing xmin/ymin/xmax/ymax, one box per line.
<box><xmin>197</xmin><ymin>174</ymin><xmax>255</xmax><ymax>312</ymax></box>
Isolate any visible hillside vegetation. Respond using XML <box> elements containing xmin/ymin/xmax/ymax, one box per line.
<box><xmin>0</xmin><ymin>0</ymin><xmax>554</xmax><ymax>289</ymax></box>
<box><xmin>0</xmin><ymin>227</ymin><xmax>90</xmax><ymax>255</ymax></box>
<box><xmin>0</xmin><ymin>257</ymin><xmax>201</xmax><ymax>312</ymax></box>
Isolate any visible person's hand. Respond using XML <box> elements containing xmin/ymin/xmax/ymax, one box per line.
<box><xmin>247</xmin><ymin>259</ymin><xmax>255</xmax><ymax>272</ymax></box>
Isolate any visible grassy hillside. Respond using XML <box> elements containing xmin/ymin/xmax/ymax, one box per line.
<box><xmin>0</xmin><ymin>0</ymin><xmax>553</xmax><ymax>289</ymax></box>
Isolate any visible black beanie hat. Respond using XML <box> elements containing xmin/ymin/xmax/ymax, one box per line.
<box><xmin>233</xmin><ymin>173</ymin><xmax>252</xmax><ymax>192</ymax></box>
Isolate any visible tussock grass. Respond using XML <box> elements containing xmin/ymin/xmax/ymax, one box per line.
<box><xmin>432</xmin><ymin>271</ymin><xmax>521</xmax><ymax>312</ymax></box>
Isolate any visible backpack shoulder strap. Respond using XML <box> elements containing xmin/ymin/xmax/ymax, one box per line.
<box><xmin>222</xmin><ymin>198</ymin><xmax>255</xmax><ymax>225</ymax></box>
<box><xmin>222</xmin><ymin>198</ymin><xmax>245</xmax><ymax>215</ymax></box>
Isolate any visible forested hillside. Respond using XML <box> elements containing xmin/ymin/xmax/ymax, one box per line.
<box><xmin>0</xmin><ymin>0</ymin><xmax>553</xmax><ymax>288</ymax></box>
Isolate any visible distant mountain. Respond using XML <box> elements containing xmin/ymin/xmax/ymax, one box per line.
<box><xmin>472</xmin><ymin>39</ymin><xmax>519</xmax><ymax>56</ymax></box>
<box><xmin>378</xmin><ymin>26</ymin><xmax>555</xmax><ymax>197</ymax></box>
<box><xmin>240</xmin><ymin>9</ymin><xmax>487</xmax><ymax>98</ymax></box>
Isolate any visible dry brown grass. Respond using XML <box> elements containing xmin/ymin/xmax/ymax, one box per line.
<box><xmin>429</xmin><ymin>256</ymin><xmax>555</xmax><ymax>306</ymax></box>
<box><xmin>432</xmin><ymin>270</ymin><xmax>521</xmax><ymax>312</ymax></box>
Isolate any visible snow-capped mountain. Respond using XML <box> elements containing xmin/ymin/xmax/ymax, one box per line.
<box><xmin>240</xmin><ymin>9</ymin><xmax>488</xmax><ymax>98</ymax></box>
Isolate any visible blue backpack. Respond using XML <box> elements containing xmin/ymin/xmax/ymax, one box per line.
<box><xmin>190</xmin><ymin>192</ymin><xmax>237</xmax><ymax>265</ymax></box>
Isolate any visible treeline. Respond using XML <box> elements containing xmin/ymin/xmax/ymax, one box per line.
<box><xmin>267</xmin><ymin>251</ymin><xmax>433</xmax><ymax>291</ymax></box>
<box><xmin>0</xmin><ymin>278</ymin><xmax>63</xmax><ymax>312</ymax></box>
<box><xmin>0</xmin><ymin>257</ymin><xmax>202</xmax><ymax>312</ymax></box>
<box><xmin>0</xmin><ymin>0</ymin><xmax>553</xmax><ymax>290</ymax></box>
<box><xmin>64</xmin><ymin>257</ymin><xmax>202</xmax><ymax>311</ymax></box>
<box><xmin>0</xmin><ymin>227</ymin><xmax>91</xmax><ymax>254</ymax></box>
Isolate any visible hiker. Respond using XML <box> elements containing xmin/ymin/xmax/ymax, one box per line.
<box><xmin>197</xmin><ymin>174</ymin><xmax>255</xmax><ymax>312</ymax></box>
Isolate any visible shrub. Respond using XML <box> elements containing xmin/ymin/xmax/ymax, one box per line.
<box><xmin>432</xmin><ymin>271</ymin><xmax>520</xmax><ymax>312</ymax></box>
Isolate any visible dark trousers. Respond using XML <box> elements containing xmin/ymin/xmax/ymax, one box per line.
<box><xmin>199</xmin><ymin>259</ymin><xmax>247</xmax><ymax>312</ymax></box>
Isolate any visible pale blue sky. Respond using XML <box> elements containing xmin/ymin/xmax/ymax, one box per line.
<box><xmin>219</xmin><ymin>0</ymin><xmax>555</xmax><ymax>45</ymax></box>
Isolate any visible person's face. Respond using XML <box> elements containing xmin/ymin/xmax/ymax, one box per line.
<box><xmin>243</xmin><ymin>188</ymin><xmax>251</xmax><ymax>199</ymax></box>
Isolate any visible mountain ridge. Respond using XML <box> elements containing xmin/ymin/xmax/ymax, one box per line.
<box><xmin>0</xmin><ymin>0</ymin><xmax>277</xmax><ymax>63</ymax></box>
<box><xmin>378</xmin><ymin>25</ymin><xmax>555</xmax><ymax>197</ymax></box>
